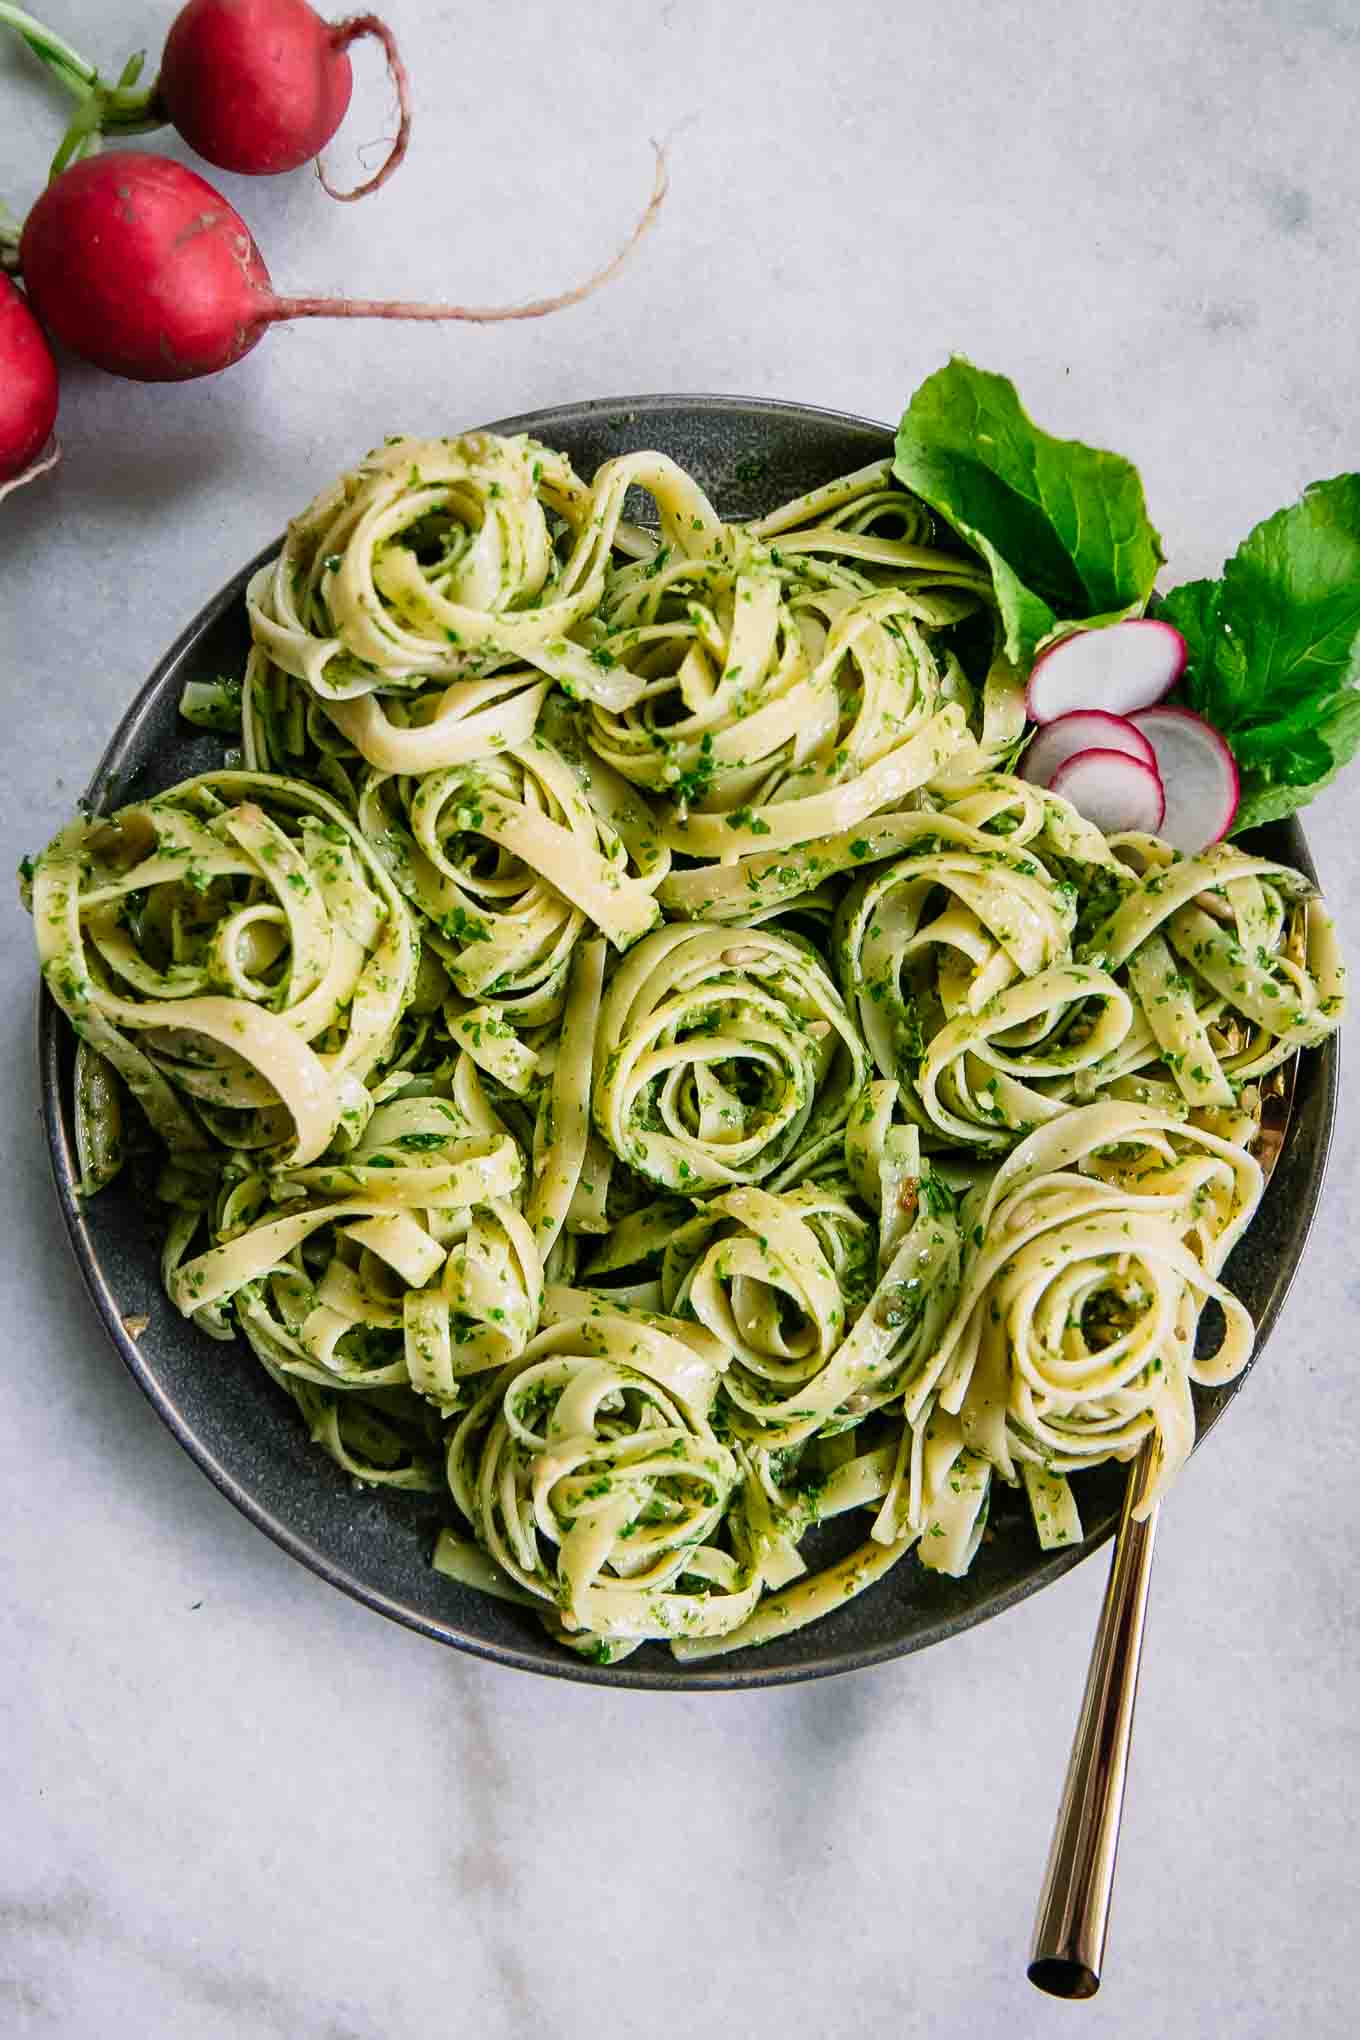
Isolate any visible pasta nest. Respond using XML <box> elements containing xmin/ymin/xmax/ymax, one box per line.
<box><xmin>354</xmin><ymin>725</ymin><xmax>667</xmax><ymax>1027</ymax></box>
<box><xmin>899</xmin><ymin>1102</ymin><xmax>1270</xmax><ymax>1528</ymax></box>
<box><xmin>446</xmin><ymin>1302</ymin><xmax>761</xmax><ymax>1649</ymax></box>
<box><xmin>247</xmin><ymin>432</ymin><xmax>598</xmax><ymax>696</ymax></box>
<box><xmin>584</xmin><ymin>458</ymin><xmax>1021</xmax><ymax>863</ymax></box>
<box><xmin>32</xmin><ymin>771</ymin><xmax>417</xmax><ymax>1170</ymax></box>
<box><xmin>591</xmin><ymin>923</ymin><xmax>869</xmax><ymax>1192</ymax></box>
<box><xmin>164</xmin><ymin>1091</ymin><xmax>539</xmax><ymax>1484</ymax></box>
<box><xmin>833</xmin><ymin>800</ymin><xmax>1343</xmax><ymax>1155</ymax></box>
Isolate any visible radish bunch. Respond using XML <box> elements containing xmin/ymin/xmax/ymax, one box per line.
<box><xmin>0</xmin><ymin>4</ymin><xmax>666</xmax><ymax>493</ymax></box>
<box><xmin>1019</xmin><ymin>619</ymin><xmax>1241</xmax><ymax>851</ymax></box>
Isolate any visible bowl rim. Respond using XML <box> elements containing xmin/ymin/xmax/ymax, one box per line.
<box><xmin>36</xmin><ymin>391</ymin><xmax>1341</xmax><ymax>1689</ymax></box>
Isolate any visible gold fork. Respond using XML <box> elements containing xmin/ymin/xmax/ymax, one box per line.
<box><xmin>1027</xmin><ymin>907</ymin><xmax>1305</xmax><ymax>1998</ymax></box>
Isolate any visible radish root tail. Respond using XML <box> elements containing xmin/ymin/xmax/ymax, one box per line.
<box><xmin>279</xmin><ymin>142</ymin><xmax>669</xmax><ymax>324</ymax></box>
<box><xmin>0</xmin><ymin>433</ymin><xmax>60</xmax><ymax>504</ymax></box>
<box><xmin>317</xmin><ymin>15</ymin><xmax>411</xmax><ymax>204</ymax></box>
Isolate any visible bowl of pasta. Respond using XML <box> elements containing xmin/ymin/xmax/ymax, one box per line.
<box><xmin>33</xmin><ymin>394</ymin><xmax>1342</xmax><ymax>1686</ymax></box>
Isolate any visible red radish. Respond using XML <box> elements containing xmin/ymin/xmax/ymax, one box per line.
<box><xmin>1048</xmin><ymin>749</ymin><xmax>1166</xmax><ymax>835</ymax></box>
<box><xmin>1019</xmin><ymin>709</ymin><xmax>1156</xmax><ymax>787</ymax></box>
<box><xmin>0</xmin><ymin>1</ymin><xmax>408</xmax><ymax>203</ymax></box>
<box><xmin>0</xmin><ymin>275</ymin><xmax>59</xmax><ymax>497</ymax></box>
<box><xmin>1025</xmin><ymin>618</ymin><xmax>1187</xmax><ymax>724</ymax></box>
<box><xmin>1129</xmin><ymin>706</ymin><xmax>1240</xmax><ymax>853</ymax></box>
<box><xmin>159</xmin><ymin>2</ymin><xmax>409</xmax><ymax>200</ymax></box>
<box><xmin>19</xmin><ymin>148</ymin><xmax>666</xmax><ymax>384</ymax></box>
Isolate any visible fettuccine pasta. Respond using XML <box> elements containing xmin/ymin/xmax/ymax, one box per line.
<box><xmin>25</xmin><ymin>428</ymin><xmax>1346</xmax><ymax>1667</ymax></box>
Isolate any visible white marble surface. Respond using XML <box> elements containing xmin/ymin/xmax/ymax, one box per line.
<box><xmin>2</xmin><ymin>3</ymin><xmax>1358</xmax><ymax>2033</ymax></box>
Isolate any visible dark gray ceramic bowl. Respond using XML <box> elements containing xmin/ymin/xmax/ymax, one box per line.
<box><xmin>38</xmin><ymin>395</ymin><xmax>1339</xmax><ymax>1689</ymax></box>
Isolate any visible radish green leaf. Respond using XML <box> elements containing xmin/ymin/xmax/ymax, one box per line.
<box><xmin>1162</xmin><ymin>475</ymin><xmax>1360</xmax><ymax>832</ymax></box>
<box><xmin>893</xmin><ymin>358</ymin><xmax>1164</xmax><ymax>667</ymax></box>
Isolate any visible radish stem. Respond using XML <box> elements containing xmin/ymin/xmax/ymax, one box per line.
<box><xmin>1</xmin><ymin>1</ymin><xmax>165</xmax><ymax>176</ymax></box>
<box><xmin>317</xmin><ymin>14</ymin><xmax>411</xmax><ymax>203</ymax></box>
<box><xmin>0</xmin><ymin>197</ymin><xmax>21</xmax><ymax>273</ymax></box>
<box><xmin>0</xmin><ymin>3</ymin><xmax>95</xmax><ymax>92</ymax></box>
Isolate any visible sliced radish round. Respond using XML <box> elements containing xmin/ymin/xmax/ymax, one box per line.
<box><xmin>1048</xmin><ymin>748</ymin><xmax>1166</xmax><ymax>834</ymax></box>
<box><xmin>1019</xmin><ymin>710</ymin><xmax>1157</xmax><ymax>788</ymax></box>
<box><xmin>1128</xmin><ymin>706</ymin><xmax>1239</xmax><ymax>853</ymax></box>
<box><xmin>1025</xmin><ymin>619</ymin><xmax>1187</xmax><ymax>724</ymax></box>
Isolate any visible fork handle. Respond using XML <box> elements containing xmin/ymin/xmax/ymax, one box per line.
<box><xmin>1028</xmin><ymin>1445</ymin><xmax>1160</xmax><ymax>1998</ymax></box>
